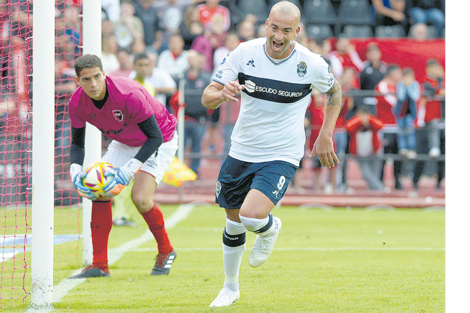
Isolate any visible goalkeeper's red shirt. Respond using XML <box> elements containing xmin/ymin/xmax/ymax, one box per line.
<box><xmin>69</xmin><ymin>75</ymin><xmax>177</xmax><ymax>147</ymax></box>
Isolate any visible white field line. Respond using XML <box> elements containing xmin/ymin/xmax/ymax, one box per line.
<box><xmin>26</xmin><ymin>204</ymin><xmax>195</xmax><ymax>313</ymax></box>
<box><xmin>132</xmin><ymin>247</ymin><xmax>445</xmax><ymax>252</ymax></box>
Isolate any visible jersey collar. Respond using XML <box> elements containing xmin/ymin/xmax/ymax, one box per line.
<box><xmin>263</xmin><ymin>42</ymin><xmax>297</xmax><ymax>66</ymax></box>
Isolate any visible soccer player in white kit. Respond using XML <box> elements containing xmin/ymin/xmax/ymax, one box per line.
<box><xmin>202</xmin><ymin>1</ymin><xmax>343</xmax><ymax>307</ymax></box>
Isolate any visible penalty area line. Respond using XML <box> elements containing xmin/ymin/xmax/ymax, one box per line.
<box><xmin>26</xmin><ymin>204</ymin><xmax>195</xmax><ymax>313</ymax></box>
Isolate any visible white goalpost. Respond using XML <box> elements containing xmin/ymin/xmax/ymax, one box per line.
<box><xmin>30</xmin><ymin>0</ymin><xmax>102</xmax><ymax>308</ymax></box>
<box><xmin>31</xmin><ymin>0</ymin><xmax>55</xmax><ymax>308</ymax></box>
<box><xmin>81</xmin><ymin>0</ymin><xmax>102</xmax><ymax>268</ymax></box>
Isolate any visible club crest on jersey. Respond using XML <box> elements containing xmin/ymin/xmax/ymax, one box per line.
<box><xmin>112</xmin><ymin>110</ymin><xmax>124</xmax><ymax>122</ymax></box>
<box><xmin>297</xmin><ymin>61</ymin><xmax>307</xmax><ymax>77</ymax></box>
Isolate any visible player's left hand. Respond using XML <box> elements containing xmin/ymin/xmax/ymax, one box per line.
<box><xmin>309</xmin><ymin>133</ymin><xmax>339</xmax><ymax>169</ymax></box>
<box><xmin>70</xmin><ymin>164</ymin><xmax>96</xmax><ymax>200</ymax></box>
<box><xmin>103</xmin><ymin>158</ymin><xmax>142</xmax><ymax>197</ymax></box>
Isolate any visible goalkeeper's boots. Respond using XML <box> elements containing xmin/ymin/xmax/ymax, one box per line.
<box><xmin>209</xmin><ymin>288</ymin><xmax>240</xmax><ymax>307</ymax></box>
<box><xmin>248</xmin><ymin>217</ymin><xmax>282</xmax><ymax>267</ymax></box>
<box><xmin>150</xmin><ymin>249</ymin><xmax>177</xmax><ymax>276</ymax></box>
<box><xmin>113</xmin><ymin>217</ymin><xmax>138</xmax><ymax>228</ymax></box>
<box><xmin>68</xmin><ymin>265</ymin><xmax>110</xmax><ymax>279</ymax></box>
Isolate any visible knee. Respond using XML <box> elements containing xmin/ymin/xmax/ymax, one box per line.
<box><xmin>131</xmin><ymin>192</ymin><xmax>153</xmax><ymax>212</ymax></box>
<box><xmin>239</xmin><ymin>213</ymin><xmax>271</xmax><ymax>232</ymax></box>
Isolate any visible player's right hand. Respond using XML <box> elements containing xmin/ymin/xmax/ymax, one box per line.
<box><xmin>103</xmin><ymin>158</ymin><xmax>142</xmax><ymax>197</ymax></box>
<box><xmin>70</xmin><ymin>164</ymin><xmax>96</xmax><ymax>200</ymax></box>
<box><xmin>102</xmin><ymin>168</ymin><xmax>129</xmax><ymax>197</ymax></box>
<box><xmin>221</xmin><ymin>81</ymin><xmax>245</xmax><ymax>102</ymax></box>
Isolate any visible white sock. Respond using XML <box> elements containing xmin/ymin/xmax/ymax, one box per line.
<box><xmin>239</xmin><ymin>213</ymin><xmax>274</xmax><ymax>236</ymax></box>
<box><xmin>222</xmin><ymin>218</ymin><xmax>246</xmax><ymax>291</ymax></box>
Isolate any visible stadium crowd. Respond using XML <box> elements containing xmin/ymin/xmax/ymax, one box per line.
<box><xmin>0</xmin><ymin>0</ymin><xmax>446</xmax><ymax>200</ymax></box>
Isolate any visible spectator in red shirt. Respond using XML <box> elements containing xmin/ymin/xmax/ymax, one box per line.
<box><xmin>328</xmin><ymin>35</ymin><xmax>365</xmax><ymax>81</ymax></box>
<box><xmin>197</xmin><ymin>0</ymin><xmax>230</xmax><ymax>33</ymax></box>
<box><xmin>375</xmin><ymin>64</ymin><xmax>402</xmax><ymax>125</ymax></box>
<box><xmin>346</xmin><ymin>107</ymin><xmax>384</xmax><ymax>191</ymax></box>
<box><xmin>413</xmin><ymin>59</ymin><xmax>445</xmax><ymax>190</ymax></box>
<box><xmin>418</xmin><ymin>59</ymin><xmax>445</xmax><ymax>158</ymax></box>
<box><xmin>375</xmin><ymin>64</ymin><xmax>403</xmax><ymax>190</ymax></box>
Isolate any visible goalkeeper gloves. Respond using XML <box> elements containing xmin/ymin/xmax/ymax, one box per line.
<box><xmin>104</xmin><ymin>158</ymin><xmax>142</xmax><ymax>197</ymax></box>
<box><xmin>70</xmin><ymin>163</ymin><xmax>96</xmax><ymax>200</ymax></box>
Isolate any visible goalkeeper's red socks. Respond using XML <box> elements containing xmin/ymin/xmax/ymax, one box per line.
<box><xmin>90</xmin><ymin>201</ymin><xmax>112</xmax><ymax>273</ymax></box>
<box><xmin>90</xmin><ymin>201</ymin><xmax>172</xmax><ymax>273</ymax></box>
<box><xmin>141</xmin><ymin>202</ymin><xmax>173</xmax><ymax>255</ymax></box>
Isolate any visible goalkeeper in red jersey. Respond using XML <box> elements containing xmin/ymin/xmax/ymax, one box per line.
<box><xmin>68</xmin><ymin>54</ymin><xmax>177</xmax><ymax>278</ymax></box>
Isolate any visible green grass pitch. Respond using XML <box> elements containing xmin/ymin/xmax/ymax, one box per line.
<box><xmin>2</xmin><ymin>205</ymin><xmax>444</xmax><ymax>312</ymax></box>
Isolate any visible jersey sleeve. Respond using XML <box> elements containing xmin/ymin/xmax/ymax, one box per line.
<box><xmin>312</xmin><ymin>57</ymin><xmax>336</xmax><ymax>94</ymax></box>
<box><xmin>68</xmin><ymin>92</ymin><xmax>86</xmax><ymax>128</ymax></box>
<box><xmin>212</xmin><ymin>46</ymin><xmax>240</xmax><ymax>85</ymax></box>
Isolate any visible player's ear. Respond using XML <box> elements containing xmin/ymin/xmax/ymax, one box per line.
<box><xmin>75</xmin><ymin>76</ymin><xmax>80</xmax><ymax>85</ymax></box>
<box><xmin>295</xmin><ymin>26</ymin><xmax>300</xmax><ymax>37</ymax></box>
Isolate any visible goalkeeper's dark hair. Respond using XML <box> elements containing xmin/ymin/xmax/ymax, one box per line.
<box><xmin>74</xmin><ymin>54</ymin><xmax>103</xmax><ymax>78</ymax></box>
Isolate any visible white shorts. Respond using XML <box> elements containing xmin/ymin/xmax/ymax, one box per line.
<box><xmin>101</xmin><ymin>132</ymin><xmax>178</xmax><ymax>185</ymax></box>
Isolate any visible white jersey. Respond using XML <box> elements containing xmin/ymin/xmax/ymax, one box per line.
<box><xmin>213</xmin><ymin>37</ymin><xmax>335</xmax><ymax>166</ymax></box>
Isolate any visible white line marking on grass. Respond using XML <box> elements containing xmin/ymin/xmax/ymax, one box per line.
<box><xmin>26</xmin><ymin>204</ymin><xmax>196</xmax><ymax>313</ymax></box>
<box><xmin>131</xmin><ymin>247</ymin><xmax>445</xmax><ymax>252</ymax></box>
<box><xmin>108</xmin><ymin>203</ymin><xmax>195</xmax><ymax>264</ymax></box>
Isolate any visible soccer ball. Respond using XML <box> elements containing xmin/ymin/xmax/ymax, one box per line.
<box><xmin>82</xmin><ymin>162</ymin><xmax>115</xmax><ymax>199</ymax></box>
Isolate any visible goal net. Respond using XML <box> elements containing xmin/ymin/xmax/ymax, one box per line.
<box><xmin>0</xmin><ymin>0</ymin><xmax>82</xmax><ymax>307</ymax></box>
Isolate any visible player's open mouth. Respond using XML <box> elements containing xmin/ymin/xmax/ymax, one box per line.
<box><xmin>273</xmin><ymin>41</ymin><xmax>284</xmax><ymax>51</ymax></box>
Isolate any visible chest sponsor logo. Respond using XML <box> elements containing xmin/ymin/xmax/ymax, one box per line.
<box><xmin>87</xmin><ymin>113</ymin><xmax>96</xmax><ymax>119</ymax></box>
<box><xmin>238</xmin><ymin>73</ymin><xmax>311</xmax><ymax>103</ymax></box>
<box><xmin>244</xmin><ymin>80</ymin><xmax>303</xmax><ymax>98</ymax></box>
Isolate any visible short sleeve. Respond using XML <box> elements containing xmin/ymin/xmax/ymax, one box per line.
<box><xmin>312</xmin><ymin>58</ymin><xmax>335</xmax><ymax>94</ymax></box>
<box><xmin>125</xmin><ymin>89</ymin><xmax>154</xmax><ymax>124</ymax></box>
<box><xmin>212</xmin><ymin>46</ymin><xmax>240</xmax><ymax>85</ymax></box>
<box><xmin>68</xmin><ymin>93</ymin><xmax>86</xmax><ymax>128</ymax></box>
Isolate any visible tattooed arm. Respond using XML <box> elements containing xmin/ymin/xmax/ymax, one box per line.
<box><xmin>309</xmin><ymin>79</ymin><xmax>343</xmax><ymax>168</ymax></box>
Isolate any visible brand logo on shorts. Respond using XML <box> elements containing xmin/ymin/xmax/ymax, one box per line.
<box><xmin>112</xmin><ymin>110</ymin><xmax>124</xmax><ymax>122</ymax></box>
<box><xmin>216</xmin><ymin>181</ymin><xmax>222</xmax><ymax>198</ymax></box>
<box><xmin>146</xmin><ymin>159</ymin><xmax>156</xmax><ymax>169</ymax></box>
<box><xmin>272</xmin><ymin>175</ymin><xmax>286</xmax><ymax>199</ymax></box>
